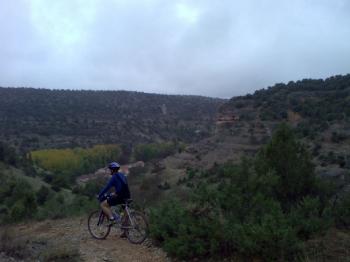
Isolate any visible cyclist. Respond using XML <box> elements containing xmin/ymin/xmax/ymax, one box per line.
<box><xmin>97</xmin><ymin>162</ymin><xmax>131</xmax><ymax>229</ymax></box>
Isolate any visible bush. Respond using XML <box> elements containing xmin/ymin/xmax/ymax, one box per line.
<box><xmin>0</xmin><ymin>176</ymin><xmax>38</xmax><ymax>223</ymax></box>
<box><xmin>149</xmin><ymin>200</ymin><xmax>221</xmax><ymax>259</ymax></box>
<box><xmin>134</xmin><ymin>142</ymin><xmax>179</xmax><ymax>162</ymax></box>
<box><xmin>79</xmin><ymin>177</ymin><xmax>106</xmax><ymax>199</ymax></box>
<box><xmin>289</xmin><ymin>196</ymin><xmax>332</xmax><ymax>239</ymax></box>
<box><xmin>255</xmin><ymin>123</ymin><xmax>317</xmax><ymax>211</ymax></box>
<box><xmin>226</xmin><ymin>213</ymin><xmax>301</xmax><ymax>260</ymax></box>
<box><xmin>36</xmin><ymin>194</ymin><xmax>68</xmax><ymax>220</ymax></box>
<box><xmin>36</xmin><ymin>186</ymin><xmax>51</xmax><ymax>205</ymax></box>
<box><xmin>149</xmin><ymin>124</ymin><xmax>336</xmax><ymax>261</ymax></box>
<box><xmin>333</xmin><ymin>192</ymin><xmax>350</xmax><ymax>228</ymax></box>
<box><xmin>0</xmin><ymin>142</ymin><xmax>19</xmax><ymax>166</ymax></box>
<box><xmin>35</xmin><ymin>193</ymin><xmax>95</xmax><ymax>221</ymax></box>
<box><xmin>10</xmin><ymin>201</ymin><xmax>27</xmax><ymax>222</ymax></box>
<box><xmin>157</xmin><ymin>181</ymin><xmax>171</xmax><ymax>190</ymax></box>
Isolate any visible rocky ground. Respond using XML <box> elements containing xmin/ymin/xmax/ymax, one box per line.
<box><xmin>1</xmin><ymin>217</ymin><xmax>169</xmax><ymax>262</ymax></box>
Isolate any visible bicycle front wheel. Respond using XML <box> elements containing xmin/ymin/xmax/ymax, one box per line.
<box><xmin>87</xmin><ymin>210</ymin><xmax>111</xmax><ymax>240</ymax></box>
<box><xmin>125</xmin><ymin>211</ymin><xmax>149</xmax><ymax>244</ymax></box>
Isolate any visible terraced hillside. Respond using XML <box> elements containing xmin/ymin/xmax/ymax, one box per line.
<box><xmin>217</xmin><ymin>75</ymin><xmax>350</xmax><ymax>174</ymax></box>
<box><xmin>0</xmin><ymin>88</ymin><xmax>225</xmax><ymax>151</ymax></box>
<box><xmin>146</xmin><ymin>75</ymin><xmax>350</xmax><ymax>200</ymax></box>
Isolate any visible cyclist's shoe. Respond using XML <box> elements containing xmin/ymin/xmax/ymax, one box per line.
<box><xmin>120</xmin><ymin>231</ymin><xmax>127</xmax><ymax>238</ymax></box>
<box><xmin>107</xmin><ymin>218</ymin><xmax>116</xmax><ymax>226</ymax></box>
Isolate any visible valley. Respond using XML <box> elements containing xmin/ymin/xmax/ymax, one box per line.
<box><xmin>1</xmin><ymin>74</ymin><xmax>350</xmax><ymax>261</ymax></box>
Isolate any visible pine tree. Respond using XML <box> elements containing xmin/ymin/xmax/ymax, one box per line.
<box><xmin>255</xmin><ymin>123</ymin><xmax>316</xmax><ymax>210</ymax></box>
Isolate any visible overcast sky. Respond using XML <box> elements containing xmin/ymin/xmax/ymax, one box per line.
<box><xmin>0</xmin><ymin>0</ymin><xmax>349</xmax><ymax>98</ymax></box>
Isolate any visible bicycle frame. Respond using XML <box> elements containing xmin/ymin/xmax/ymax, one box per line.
<box><xmin>97</xmin><ymin>210</ymin><xmax>105</xmax><ymax>226</ymax></box>
<box><xmin>88</xmin><ymin>201</ymin><xmax>148</xmax><ymax>244</ymax></box>
<box><xmin>96</xmin><ymin>203</ymin><xmax>135</xmax><ymax>229</ymax></box>
<box><xmin>120</xmin><ymin>204</ymin><xmax>135</xmax><ymax>230</ymax></box>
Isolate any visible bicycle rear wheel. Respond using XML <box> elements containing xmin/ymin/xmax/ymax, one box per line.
<box><xmin>124</xmin><ymin>211</ymin><xmax>148</xmax><ymax>244</ymax></box>
<box><xmin>88</xmin><ymin>210</ymin><xmax>111</xmax><ymax>240</ymax></box>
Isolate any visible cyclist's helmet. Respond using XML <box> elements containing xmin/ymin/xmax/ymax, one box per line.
<box><xmin>108</xmin><ymin>162</ymin><xmax>120</xmax><ymax>171</ymax></box>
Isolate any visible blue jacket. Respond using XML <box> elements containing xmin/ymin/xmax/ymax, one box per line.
<box><xmin>98</xmin><ymin>172</ymin><xmax>128</xmax><ymax>200</ymax></box>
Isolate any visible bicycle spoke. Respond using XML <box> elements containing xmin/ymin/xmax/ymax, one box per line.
<box><xmin>125</xmin><ymin>211</ymin><xmax>148</xmax><ymax>244</ymax></box>
<box><xmin>88</xmin><ymin>210</ymin><xmax>111</xmax><ymax>240</ymax></box>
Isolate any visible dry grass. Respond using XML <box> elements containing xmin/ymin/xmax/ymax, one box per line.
<box><xmin>39</xmin><ymin>244</ymin><xmax>81</xmax><ymax>262</ymax></box>
<box><xmin>0</xmin><ymin>226</ymin><xmax>81</xmax><ymax>261</ymax></box>
<box><xmin>303</xmin><ymin>228</ymin><xmax>350</xmax><ymax>262</ymax></box>
<box><xmin>0</xmin><ymin>227</ymin><xmax>29</xmax><ymax>259</ymax></box>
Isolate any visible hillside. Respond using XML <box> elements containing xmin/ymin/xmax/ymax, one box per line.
<box><xmin>5</xmin><ymin>75</ymin><xmax>347</xmax><ymax>208</ymax></box>
<box><xmin>217</xmin><ymin>74</ymin><xmax>350</xmax><ymax>174</ymax></box>
<box><xmin>143</xmin><ymin>74</ymin><xmax>350</xmax><ymax>202</ymax></box>
<box><xmin>59</xmin><ymin>74</ymin><xmax>350</xmax><ymax>208</ymax></box>
<box><xmin>0</xmin><ymin>88</ymin><xmax>225</xmax><ymax>151</ymax></box>
<box><xmin>1</xmin><ymin>75</ymin><xmax>350</xmax><ymax>261</ymax></box>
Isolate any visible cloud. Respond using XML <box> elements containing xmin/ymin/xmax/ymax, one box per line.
<box><xmin>0</xmin><ymin>0</ymin><xmax>349</xmax><ymax>97</ymax></box>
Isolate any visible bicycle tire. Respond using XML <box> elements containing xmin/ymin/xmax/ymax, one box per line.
<box><xmin>125</xmin><ymin>211</ymin><xmax>149</xmax><ymax>244</ymax></box>
<box><xmin>87</xmin><ymin>210</ymin><xmax>111</xmax><ymax>240</ymax></box>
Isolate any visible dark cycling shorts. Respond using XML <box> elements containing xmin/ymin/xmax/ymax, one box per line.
<box><xmin>107</xmin><ymin>195</ymin><xmax>126</xmax><ymax>206</ymax></box>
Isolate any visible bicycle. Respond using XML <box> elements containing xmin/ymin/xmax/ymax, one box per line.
<box><xmin>87</xmin><ymin>198</ymin><xmax>148</xmax><ymax>244</ymax></box>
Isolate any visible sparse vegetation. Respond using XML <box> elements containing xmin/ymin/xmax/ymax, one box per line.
<box><xmin>39</xmin><ymin>244</ymin><xmax>81</xmax><ymax>262</ymax></box>
<box><xmin>0</xmin><ymin>88</ymin><xmax>223</xmax><ymax>151</ymax></box>
<box><xmin>0</xmin><ymin>75</ymin><xmax>350</xmax><ymax>261</ymax></box>
<box><xmin>0</xmin><ymin>227</ymin><xmax>29</xmax><ymax>259</ymax></box>
<box><xmin>0</xmin><ymin>227</ymin><xmax>81</xmax><ymax>261</ymax></box>
<box><xmin>149</xmin><ymin>124</ymin><xmax>349</xmax><ymax>260</ymax></box>
<box><xmin>134</xmin><ymin>142</ymin><xmax>183</xmax><ymax>162</ymax></box>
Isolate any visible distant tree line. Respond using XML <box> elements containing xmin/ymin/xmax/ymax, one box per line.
<box><xmin>252</xmin><ymin>75</ymin><xmax>350</xmax><ymax>125</ymax></box>
<box><xmin>0</xmin><ymin>88</ymin><xmax>224</xmax><ymax>151</ymax></box>
<box><xmin>134</xmin><ymin>141</ymin><xmax>185</xmax><ymax>162</ymax></box>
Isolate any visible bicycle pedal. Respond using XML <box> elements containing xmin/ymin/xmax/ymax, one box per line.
<box><xmin>107</xmin><ymin>220</ymin><xmax>117</xmax><ymax>227</ymax></box>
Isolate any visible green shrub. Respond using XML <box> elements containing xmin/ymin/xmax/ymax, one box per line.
<box><xmin>134</xmin><ymin>142</ymin><xmax>179</xmax><ymax>162</ymax></box>
<box><xmin>0</xmin><ymin>177</ymin><xmax>38</xmax><ymax>222</ymax></box>
<box><xmin>255</xmin><ymin>123</ymin><xmax>317</xmax><ymax>211</ymax></box>
<box><xmin>149</xmin><ymin>200</ymin><xmax>221</xmax><ymax>259</ymax></box>
<box><xmin>0</xmin><ymin>142</ymin><xmax>19</xmax><ymax>166</ymax></box>
<box><xmin>333</xmin><ymin>192</ymin><xmax>350</xmax><ymax>228</ymax></box>
<box><xmin>36</xmin><ymin>186</ymin><xmax>51</xmax><ymax>205</ymax></box>
<box><xmin>226</xmin><ymin>213</ymin><xmax>301</xmax><ymax>260</ymax></box>
<box><xmin>79</xmin><ymin>177</ymin><xmax>106</xmax><ymax>199</ymax></box>
<box><xmin>10</xmin><ymin>201</ymin><xmax>27</xmax><ymax>222</ymax></box>
<box><xmin>36</xmin><ymin>194</ymin><xmax>68</xmax><ymax>220</ymax></box>
<box><xmin>289</xmin><ymin>196</ymin><xmax>332</xmax><ymax>239</ymax></box>
<box><xmin>149</xmin><ymin>124</ymin><xmax>337</xmax><ymax>261</ymax></box>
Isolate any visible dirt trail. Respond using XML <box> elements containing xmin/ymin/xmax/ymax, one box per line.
<box><xmin>14</xmin><ymin>217</ymin><xmax>168</xmax><ymax>262</ymax></box>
